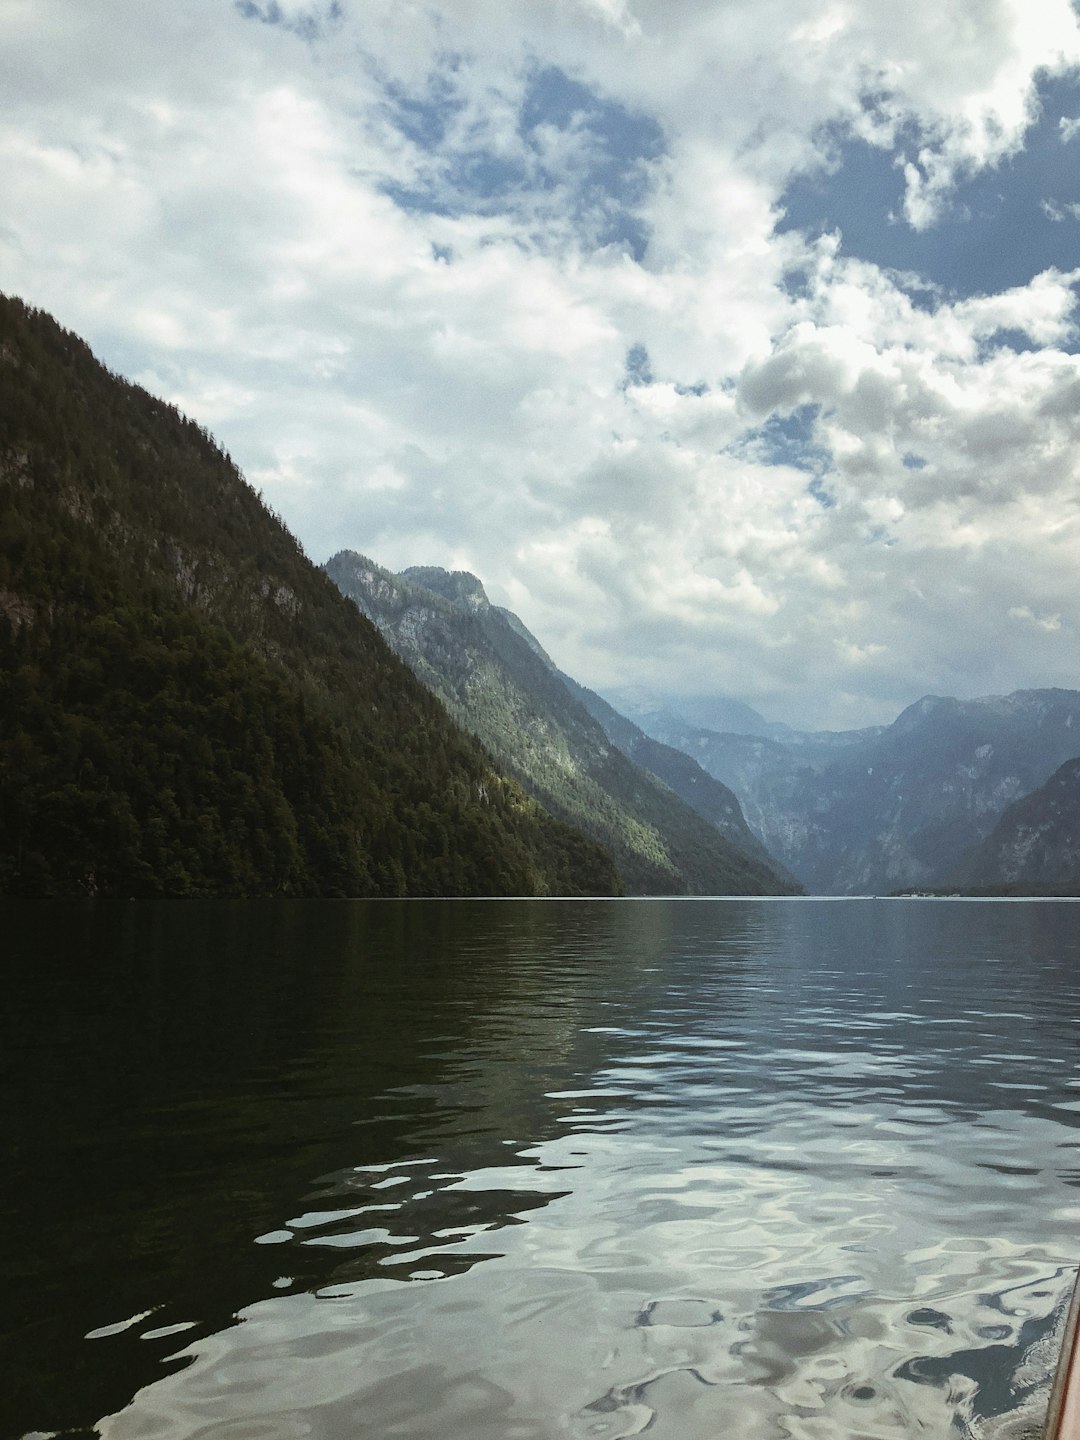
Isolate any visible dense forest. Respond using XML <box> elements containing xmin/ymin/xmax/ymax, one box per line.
<box><xmin>0</xmin><ymin>295</ymin><xmax>619</xmax><ymax>897</ymax></box>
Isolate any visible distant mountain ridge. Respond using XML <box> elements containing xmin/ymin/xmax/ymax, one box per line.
<box><xmin>630</xmin><ymin>688</ymin><xmax>1080</xmax><ymax>894</ymax></box>
<box><xmin>324</xmin><ymin>551</ymin><xmax>798</xmax><ymax>896</ymax></box>
<box><xmin>606</xmin><ymin>687</ymin><xmax>782</xmax><ymax>739</ymax></box>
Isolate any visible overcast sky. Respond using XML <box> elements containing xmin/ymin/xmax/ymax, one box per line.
<box><xmin>5</xmin><ymin>0</ymin><xmax>1080</xmax><ymax>728</ymax></box>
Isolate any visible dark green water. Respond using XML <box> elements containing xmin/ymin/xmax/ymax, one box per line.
<box><xmin>3</xmin><ymin>897</ymin><xmax>1080</xmax><ymax>1439</ymax></box>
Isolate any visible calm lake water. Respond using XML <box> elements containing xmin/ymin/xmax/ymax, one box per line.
<box><xmin>4</xmin><ymin>898</ymin><xmax>1080</xmax><ymax>1440</ymax></box>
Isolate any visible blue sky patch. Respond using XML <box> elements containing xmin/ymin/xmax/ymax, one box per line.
<box><xmin>623</xmin><ymin>343</ymin><xmax>654</xmax><ymax>388</ymax></box>
<box><xmin>732</xmin><ymin>406</ymin><xmax>835</xmax><ymax>505</ymax></box>
<box><xmin>521</xmin><ymin>66</ymin><xmax>664</xmax><ymax>201</ymax></box>
<box><xmin>234</xmin><ymin>1</ymin><xmax>341</xmax><ymax>41</ymax></box>
<box><xmin>742</xmin><ymin>405</ymin><xmax>831</xmax><ymax>475</ymax></box>
<box><xmin>377</xmin><ymin>61</ymin><xmax>665</xmax><ymax>259</ymax></box>
<box><xmin>779</xmin><ymin>71</ymin><xmax>1080</xmax><ymax>299</ymax></box>
<box><xmin>382</xmin><ymin>69</ymin><xmax>465</xmax><ymax>151</ymax></box>
<box><xmin>808</xmin><ymin>475</ymin><xmax>835</xmax><ymax>509</ymax></box>
<box><xmin>977</xmin><ymin>325</ymin><xmax>1044</xmax><ymax>358</ymax></box>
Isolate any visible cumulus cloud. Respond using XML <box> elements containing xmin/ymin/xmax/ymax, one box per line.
<box><xmin>3</xmin><ymin>0</ymin><xmax>1080</xmax><ymax>727</ymax></box>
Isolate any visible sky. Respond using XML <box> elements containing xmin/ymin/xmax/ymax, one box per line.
<box><xmin>4</xmin><ymin>0</ymin><xmax>1080</xmax><ymax>729</ymax></box>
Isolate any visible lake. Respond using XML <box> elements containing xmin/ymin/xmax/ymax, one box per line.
<box><xmin>3</xmin><ymin>897</ymin><xmax>1080</xmax><ymax>1440</ymax></box>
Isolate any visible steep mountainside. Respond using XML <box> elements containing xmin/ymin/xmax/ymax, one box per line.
<box><xmin>633</xmin><ymin>691</ymin><xmax>1080</xmax><ymax>894</ymax></box>
<box><xmin>323</xmin><ymin>551</ymin><xmax>798</xmax><ymax>895</ymax></box>
<box><xmin>0</xmin><ymin>294</ymin><xmax>618</xmax><ymax>897</ymax></box>
<box><xmin>557</xmin><ymin>676</ymin><xmax>799</xmax><ymax>880</ymax></box>
<box><xmin>489</xmin><ymin>609</ymin><xmax>780</xmax><ymax>868</ymax></box>
<box><xmin>949</xmin><ymin>757</ymin><xmax>1080</xmax><ymax>893</ymax></box>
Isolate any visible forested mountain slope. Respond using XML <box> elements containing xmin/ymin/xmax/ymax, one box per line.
<box><xmin>559</xmin><ymin>677</ymin><xmax>767</xmax><ymax>853</ymax></box>
<box><xmin>323</xmin><ymin>552</ymin><xmax>798</xmax><ymax>895</ymax></box>
<box><xmin>0</xmin><ymin>295</ymin><xmax>618</xmax><ymax>897</ymax></box>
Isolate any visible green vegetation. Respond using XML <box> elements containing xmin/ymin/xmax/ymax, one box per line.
<box><xmin>325</xmin><ymin>553</ymin><xmax>799</xmax><ymax>895</ymax></box>
<box><xmin>0</xmin><ymin>295</ymin><xmax>619</xmax><ymax>897</ymax></box>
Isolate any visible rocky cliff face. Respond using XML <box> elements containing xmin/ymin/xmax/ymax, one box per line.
<box><xmin>631</xmin><ymin>690</ymin><xmax>1080</xmax><ymax>894</ymax></box>
<box><xmin>949</xmin><ymin>757</ymin><xmax>1080</xmax><ymax>893</ymax></box>
<box><xmin>324</xmin><ymin>551</ymin><xmax>799</xmax><ymax>896</ymax></box>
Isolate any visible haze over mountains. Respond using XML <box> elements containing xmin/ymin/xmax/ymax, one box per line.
<box><xmin>3</xmin><ymin>292</ymin><xmax>1079</xmax><ymax>900</ymax></box>
<box><xmin>952</xmin><ymin>758</ymin><xmax>1080</xmax><ymax>892</ymax></box>
<box><xmin>624</xmin><ymin>691</ymin><xmax>1080</xmax><ymax>895</ymax></box>
<box><xmin>323</xmin><ymin>552</ymin><xmax>1080</xmax><ymax>897</ymax></box>
<box><xmin>324</xmin><ymin>552</ymin><xmax>796</xmax><ymax>896</ymax></box>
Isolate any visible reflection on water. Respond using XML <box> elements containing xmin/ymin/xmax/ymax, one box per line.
<box><xmin>3</xmin><ymin>898</ymin><xmax>1080</xmax><ymax>1439</ymax></box>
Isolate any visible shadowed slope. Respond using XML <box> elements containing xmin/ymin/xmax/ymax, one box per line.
<box><xmin>0</xmin><ymin>295</ymin><xmax>618</xmax><ymax>897</ymax></box>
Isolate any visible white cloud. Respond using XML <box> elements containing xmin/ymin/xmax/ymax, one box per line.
<box><xmin>3</xmin><ymin>0</ymin><xmax>1080</xmax><ymax>728</ymax></box>
<box><xmin>1042</xmin><ymin>197</ymin><xmax>1080</xmax><ymax>222</ymax></box>
<box><xmin>1009</xmin><ymin>606</ymin><xmax>1063</xmax><ymax>631</ymax></box>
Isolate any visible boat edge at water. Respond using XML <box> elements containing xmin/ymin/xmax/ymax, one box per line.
<box><xmin>1046</xmin><ymin>1270</ymin><xmax>1080</xmax><ymax>1440</ymax></box>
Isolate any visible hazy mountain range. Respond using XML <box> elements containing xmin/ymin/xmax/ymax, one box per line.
<box><xmin>323</xmin><ymin>552</ymin><xmax>796</xmax><ymax>896</ymax></box>
<box><xmin>3</xmin><ymin>292</ymin><xmax>1078</xmax><ymax>899</ymax></box>
<box><xmin>626</xmin><ymin>691</ymin><xmax>1080</xmax><ymax>894</ymax></box>
<box><xmin>321</xmin><ymin>553</ymin><xmax>1080</xmax><ymax>896</ymax></box>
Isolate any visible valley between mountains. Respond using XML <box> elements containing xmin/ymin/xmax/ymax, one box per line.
<box><xmin>3</xmin><ymin>292</ymin><xmax>1079</xmax><ymax>899</ymax></box>
<box><xmin>324</xmin><ymin>553</ymin><xmax>1080</xmax><ymax>897</ymax></box>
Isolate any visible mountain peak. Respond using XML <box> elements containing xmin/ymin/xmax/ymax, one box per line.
<box><xmin>400</xmin><ymin>567</ymin><xmax>490</xmax><ymax>613</ymax></box>
<box><xmin>324</xmin><ymin>549</ymin><xmax>384</xmax><ymax>580</ymax></box>
<box><xmin>324</xmin><ymin>556</ymin><xmax>797</xmax><ymax>895</ymax></box>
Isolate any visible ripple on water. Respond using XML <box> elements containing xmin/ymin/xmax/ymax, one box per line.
<box><xmin>57</xmin><ymin>899</ymin><xmax>1080</xmax><ymax>1440</ymax></box>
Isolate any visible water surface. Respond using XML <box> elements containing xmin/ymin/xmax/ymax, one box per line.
<box><xmin>3</xmin><ymin>897</ymin><xmax>1080</xmax><ymax>1439</ymax></box>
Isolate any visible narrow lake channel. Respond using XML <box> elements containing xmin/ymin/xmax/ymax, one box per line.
<box><xmin>4</xmin><ymin>897</ymin><xmax>1080</xmax><ymax>1439</ymax></box>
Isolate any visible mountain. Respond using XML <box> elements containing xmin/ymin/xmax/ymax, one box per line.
<box><xmin>556</xmin><ymin>675</ymin><xmax>801</xmax><ymax>884</ymax></box>
<box><xmin>475</xmin><ymin>608</ymin><xmax>781</xmax><ymax>869</ymax></box>
<box><xmin>949</xmin><ymin>757</ymin><xmax>1080</xmax><ymax>894</ymax></box>
<box><xmin>633</xmin><ymin>690</ymin><xmax>1080</xmax><ymax>894</ymax></box>
<box><xmin>323</xmin><ymin>552</ymin><xmax>799</xmax><ymax>896</ymax></box>
<box><xmin>0</xmin><ymin>294</ymin><xmax>619</xmax><ymax>898</ymax></box>
<box><xmin>605</xmin><ymin>687</ymin><xmax>780</xmax><ymax>739</ymax></box>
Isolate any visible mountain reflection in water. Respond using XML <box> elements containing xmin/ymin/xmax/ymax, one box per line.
<box><xmin>3</xmin><ymin>897</ymin><xmax>1080</xmax><ymax>1439</ymax></box>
